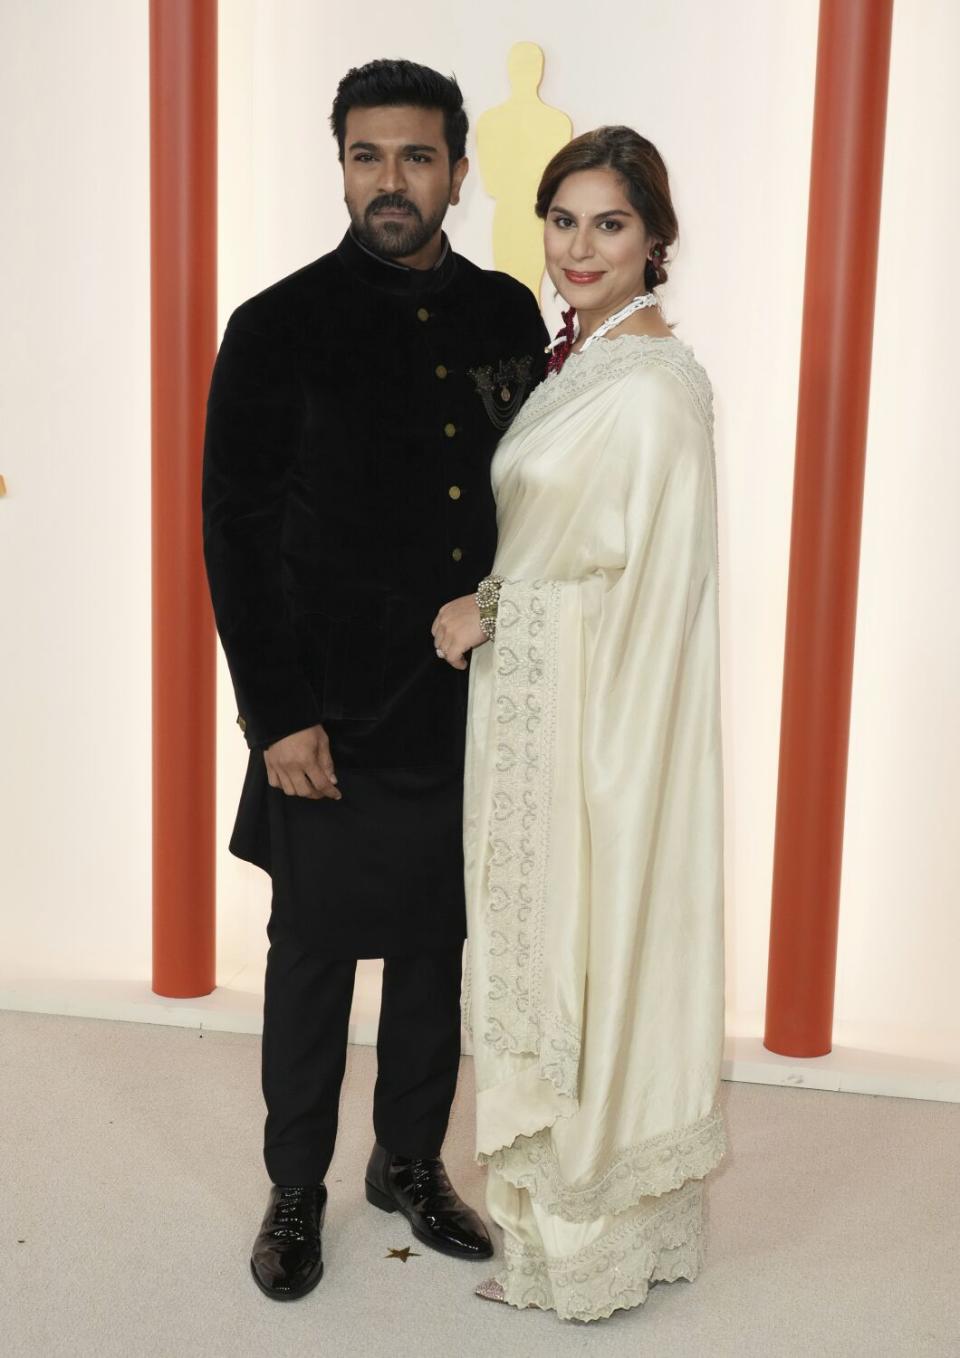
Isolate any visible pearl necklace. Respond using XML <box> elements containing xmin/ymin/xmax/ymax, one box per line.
<box><xmin>546</xmin><ymin>293</ymin><xmax>661</xmax><ymax>374</ymax></box>
<box><xmin>577</xmin><ymin>293</ymin><xmax>662</xmax><ymax>353</ymax></box>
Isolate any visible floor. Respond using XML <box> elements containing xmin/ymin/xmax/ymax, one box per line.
<box><xmin>1</xmin><ymin>1010</ymin><xmax>957</xmax><ymax>1357</ymax></box>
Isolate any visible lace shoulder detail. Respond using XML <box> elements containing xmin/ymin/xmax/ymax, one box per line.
<box><xmin>510</xmin><ymin>335</ymin><xmax>713</xmax><ymax>438</ymax></box>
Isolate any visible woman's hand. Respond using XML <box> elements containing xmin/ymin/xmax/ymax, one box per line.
<box><xmin>431</xmin><ymin>594</ymin><xmax>488</xmax><ymax>670</ymax></box>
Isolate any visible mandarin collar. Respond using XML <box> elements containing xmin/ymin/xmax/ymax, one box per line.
<box><xmin>335</xmin><ymin>228</ymin><xmax>457</xmax><ymax>296</ymax></box>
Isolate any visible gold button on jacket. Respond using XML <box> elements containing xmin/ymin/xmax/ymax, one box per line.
<box><xmin>448</xmin><ymin>485</ymin><xmax>461</xmax><ymax>500</ymax></box>
<box><xmin>444</xmin><ymin>422</ymin><xmax>457</xmax><ymax>438</ymax></box>
<box><xmin>435</xmin><ymin>364</ymin><xmax>448</xmax><ymax>379</ymax></box>
<box><xmin>417</xmin><ymin>307</ymin><xmax>430</xmax><ymax>322</ymax></box>
<box><xmin>451</xmin><ymin>547</ymin><xmax>463</xmax><ymax>562</ymax></box>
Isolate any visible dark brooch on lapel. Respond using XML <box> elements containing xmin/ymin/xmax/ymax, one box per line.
<box><xmin>467</xmin><ymin>356</ymin><xmax>533</xmax><ymax>431</ymax></box>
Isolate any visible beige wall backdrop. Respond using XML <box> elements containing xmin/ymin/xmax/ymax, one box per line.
<box><xmin>0</xmin><ymin>0</ymin><xmax>151</xmax><ymax>983</ymax></box>
<box><xmin>1</xmin><ymin>0</ymin><xmax>957</xmax><ymax>1064</ymax></box>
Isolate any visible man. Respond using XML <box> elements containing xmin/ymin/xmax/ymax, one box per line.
<box><xmin>202</xmin><ymin>59</ymin><xmax>548</xmax><ymax>1300</ymax></box>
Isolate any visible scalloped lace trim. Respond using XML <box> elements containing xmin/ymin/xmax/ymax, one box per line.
<box><xmin>510</xmin><ymin>334</ymin><xmax>714</xmax><ymax>439</ymax></box>
<box><xmin>479</xmin><ymin>1104</ymin><xmax>725</xmax><ymax>1222</ymax></box>
<box><xmin>496</xmin><ymin>1178</ymin><xmax>705</xmax><ymax>1322</ymax></box>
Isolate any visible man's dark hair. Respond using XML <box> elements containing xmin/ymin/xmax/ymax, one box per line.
<box><xmin>330</xmin><ymin>59</ymin><xmax>468</xmax><ymax>166</ymax></box>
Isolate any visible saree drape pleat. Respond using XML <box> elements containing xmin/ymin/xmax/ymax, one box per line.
<box><xmin>464</xmin><ymin>335</ymin><xmax>726</xmax><ymax>1322</ymax></box>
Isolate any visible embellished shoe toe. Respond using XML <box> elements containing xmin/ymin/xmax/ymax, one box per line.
<box><xmin>475</xmin><ymin>1278</ymin><xmax>506</xmax><ymax>1303</ymax></box>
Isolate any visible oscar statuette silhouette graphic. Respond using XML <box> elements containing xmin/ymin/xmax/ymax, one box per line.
<box><xmin>477</xmin><ymin>43</ymin><xmax>572</xmax><ymax>302</ymax></box>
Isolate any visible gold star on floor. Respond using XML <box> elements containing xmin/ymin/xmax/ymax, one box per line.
<box><xmin>385</xmin><ymin>1246</ymin><xmax>420</xmax><ymax>1262</ymax></box>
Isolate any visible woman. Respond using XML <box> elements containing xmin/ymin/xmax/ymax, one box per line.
<box><xmin>432</xmin><ymin>126</ymin><xmax>725</xmax><ymax>1323</ymax></box>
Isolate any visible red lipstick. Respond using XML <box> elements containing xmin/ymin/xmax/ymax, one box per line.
<box><xmin>563</xmin><ymin>270</ymin><xmax>604</xmax><ymax>285</ymax></box>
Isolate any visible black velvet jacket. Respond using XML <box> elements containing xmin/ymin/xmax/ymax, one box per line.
<box><xmin>202</xmin><ymin>230</ymin><xmax>548</xmax><ymax>770</ymax></box>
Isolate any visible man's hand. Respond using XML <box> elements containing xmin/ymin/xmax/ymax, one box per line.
<box><xmin>431</xmin><ymin>595</ymin><xmax>488</xmax><ymax>671</ymax></box>
<box><xmin>264</xmin><ymin>724</ymin><xmax>341</xmax><ymax>800</ymax></box>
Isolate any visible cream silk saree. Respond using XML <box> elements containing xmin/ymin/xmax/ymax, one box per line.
<box><xmin>463</xmin><ymin>334</ymin><xmax>726</xmax><ymax>1322</ymax></box>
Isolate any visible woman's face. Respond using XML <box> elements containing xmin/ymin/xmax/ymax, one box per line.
<box><xmin>543</xmin><ymin>168</ymin><xmax>655</xmax><ymax>313</ymax></box>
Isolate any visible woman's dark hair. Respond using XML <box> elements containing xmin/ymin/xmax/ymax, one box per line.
<box><xmin>330</xmin><ymin>59</ymin><xmax>468</xmax><ymax>167</ymax></box>
<box><xmin>535</xmin><ymin>126</ymin><xmax>678</xmax><ymax>292</ymax></box>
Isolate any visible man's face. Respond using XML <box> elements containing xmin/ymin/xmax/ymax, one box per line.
<box><xmin>342</xmin><ymin>105</ymin><xmax>468</xmax><ymax>263</ymax></box>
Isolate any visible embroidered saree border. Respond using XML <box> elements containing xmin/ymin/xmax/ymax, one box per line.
<box><xmin>498</xmin><ymin>1178</ymin><xmax>706</xmax><ymax>1323</ymax></box>
<box><xmin>477</xmin><ymin>577</ymin><xmax>579</xmax><ymax>1095</ymax></box>
<box><xmin>480</xmin><ymin>1103</ymin><xmax>726</xmax><ymax>1221</ymax></box>
<box><xmin>509</xmin><ymin>336</ymin><xmax>714</xmax><ymax>440</ymax></box>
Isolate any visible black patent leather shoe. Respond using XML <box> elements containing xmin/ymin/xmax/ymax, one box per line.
<box><xmin>364</xmin><ymin>1144</ymin><xmax>493</xmax><ymax>1260</ymax></box>
<box><xmin>250</xmin><ymin>1183</ymin><xmax>327</xmax><ymax>1300</ymax></box>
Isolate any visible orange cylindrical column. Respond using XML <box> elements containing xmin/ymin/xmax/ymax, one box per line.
<box><xmin>150</xmin><ymin>0</ymin><xmax>217</xmax><ymax>997</ymax></box>
<box><xmin>764</xmin><ymin>0</ymin><xmax>894</xmax><ymax>1056</ymax></box>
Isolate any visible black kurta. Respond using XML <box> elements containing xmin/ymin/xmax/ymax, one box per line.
<box><xmin>202</xmin><ymin>229</ymin><xmax>548</xmax><ymax>955</ymax></box>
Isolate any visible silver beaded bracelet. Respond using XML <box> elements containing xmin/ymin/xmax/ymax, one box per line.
<box><xmin>475</xmin><ymin>575</ymin><xmax>503</xmax><ymax>642</ymax></box>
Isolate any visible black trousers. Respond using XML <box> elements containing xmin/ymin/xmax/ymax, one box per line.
<box><xmin>261</xmin><ymin>916</ymin><xmax>464</xmax><ymax>1186</ymax></box>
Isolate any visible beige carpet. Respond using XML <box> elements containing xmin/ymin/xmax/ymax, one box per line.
<box><xmin>1</xmin><ymin>1010</ymin><xmax>957</xmax><ymax>1357</ymax></box>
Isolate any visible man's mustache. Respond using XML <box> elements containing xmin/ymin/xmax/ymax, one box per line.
<box><xmin>366</xmin><ymin>195</ymin><xmax>422</xmax><ymax>221</ymax></box>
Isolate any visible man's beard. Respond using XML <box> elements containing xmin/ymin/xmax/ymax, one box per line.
<box><xmin>348</xmin><ymin>192</ymin><xmax>448</xmax><ymax>260</ymax></box>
